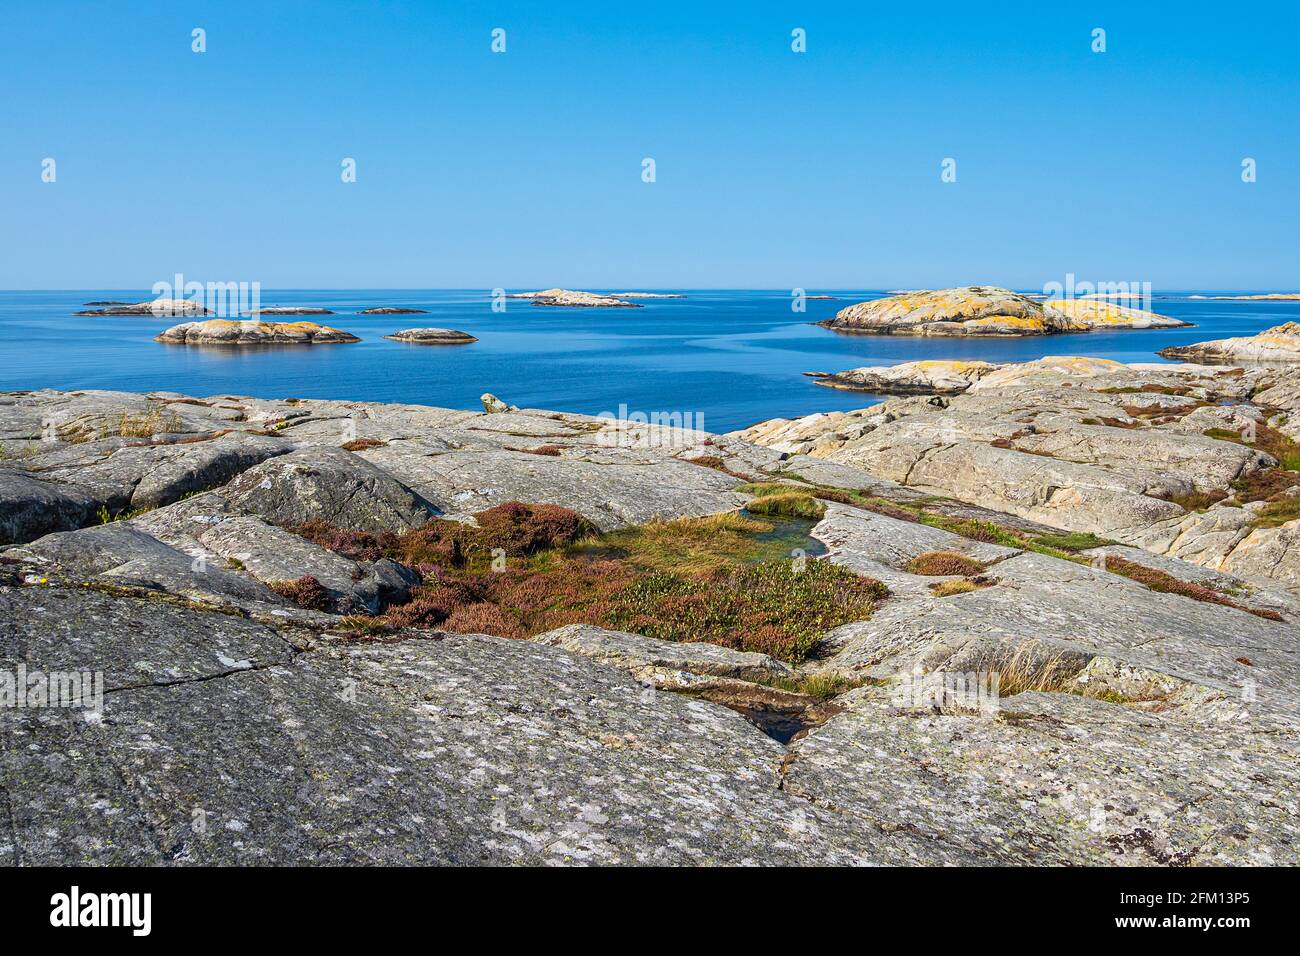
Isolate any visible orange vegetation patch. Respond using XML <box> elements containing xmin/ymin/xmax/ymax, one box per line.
<box><xmin>1104</xmin><ymin>556</ymin><xmax>1282</xmax><ymax>622</ymax></box>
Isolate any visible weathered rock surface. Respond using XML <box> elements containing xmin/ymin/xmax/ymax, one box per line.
<box><xmin>155</xmin><ymin>320</ymin><xmax>359</xmax><ymax>345</ymax></box>
<box><xmin>383</xmin><ymin>327</ymin><xmax>477</xmax><ymax>344</ymax></box>
<box><xmin>1045</xmin><ymin>298</ymin><xmax>1190</xmax><ymax>329</ymax></box>
<box><xmin>222</xmin><ymin>446</ymin><xmax>440</xmax><ymax>533</ymax></box>
<box><xmin>5</xmin><ymin>523</ymin><xmax>290</xmax><ymax>613</ymax></box>
<box><xmin>359</xmin><ymin>446</ymin><xmax>747</xmax><ymax>530</ymax></box>
<box><xmin>1160</xmin><ymin>322</ymin><xmax>1300</xmax><ymax>364</ymax></box>
<box><xmin>812</xmin><ymin>360</ymin><xmax>998</xmax><ymax>395</ymax></box>
<box><xmin>507</xmin><ymin>289</ymin><xmax>641</xmax><ymax>308</ymax></box>
<box><xmin>73</xmin><ymin>298</ymin><xmax>208</xmax><ymax>317</ymax></box>
<box><xmin>607</xmin><ymin>292</ymin><xmax>686</xmax><ymax>299</ymax></box>
<box><xmin>1</xmin><ymin>585</ymin><xmax>967</xmax><ymax>865</ymax></box>
<box><xmin>28</xmin><ymin>431</ymin><xmax>293</xmax><ymax>515</ymax></box>
<box><xmin>738</xmin><ymin>357</ymin><xmax>1300</xmax><ymax>591</ymax></box>
<box><xmin>534</xmin><ymin>624</ymin><xmax>794</xmax><ymax>683</ymax></box>
<box><xmin>247</xmin><ymin>306</ymin><xmax>335</xmax><ymax>316</ymax></box>
<box><xmin>820</xmin><ymin>287</ymin><xmax>1085</xmax><ymax>336</ymax></box>
<box><xmin>5</xmin><ymin>385</ymin><xmax>1300</xmax><ymax>866</ymax></box>
<box><xmin>0</xmin><ymin>469</ymin><xmax>99</xmax><ymax>545</ymax></box>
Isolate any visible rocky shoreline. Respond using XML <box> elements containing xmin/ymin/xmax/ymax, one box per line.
<box><xmin>3</xmin><ymin>376</ymin><xmax>1298</xmax><ymax>865</ymax></box>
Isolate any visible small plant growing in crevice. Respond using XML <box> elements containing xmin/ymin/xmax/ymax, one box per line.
<box><xmin>268</xmin><ymin>575</ymin><xmax>333</xmax><ymax>611</ymax></box>
<box><xmin>340</xmin><ymin>437</ymin><xmax>386</xmax><ymax>451</ymax></box>
<box><xmin>904</xmin><ymin>550</ymin><xmax>986</xmax><ymax>576</ymax></box>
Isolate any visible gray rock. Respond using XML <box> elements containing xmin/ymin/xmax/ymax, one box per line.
<box><xmin>383</xmin><ymin>328</ymin><xmax>477</xmax><ymax>344</ymax></box>
<box><xmin>360</xmin><ymin>447</ymin><xmax>748</xmax><ymax>530</ymax></box>
<box><xmin>222</xmin><ymin>446</ymin><xmax>439</xmax><ymax>533</ymax></box>
<box><xmin>4</xmin><ymin>523</ymin><xmax>288</xmax><ymax>613</ymax></box>
<box><xmin>533</xmin><ymin>624</ymin><xmax>794</xmax><ymax>683</ymax></box>
<box><xmin>784</xmin><ymin>686</ymin><xmax>1298</xmax><ymax>865</ymax></box>
<box><xmin>31</xmin><ymin>431</ymin><xmax>293</xmax><ymax>515</ymax></box>
<box><xmin>0</xmin><ymin>469</ymin><xmax>98</xmax><ymax>546</ymax></box>
<box><xmin>0</xmin><ymin>586</ymin><xmax>966</xmax><ymax>865</ymax></box>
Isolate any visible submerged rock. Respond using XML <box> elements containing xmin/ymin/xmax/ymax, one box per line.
<box><xmin>820</xmin><ymin>287</ymin><xmax>1085</xmax><ymax>336</ymax></box>
<box><xmin>155</xmin><ymin>319</ymin><xmax>360</xmax><ymax>345</ymax></box>
<box><xmin>383</xmin><ymin>328</ymin><xmax>477</xmax><ymax>344</ymax></box>
<box><xmin>1160</xmin><ymin>322</ymin><xmax>1300</xmax><ymax>364</ymax></box>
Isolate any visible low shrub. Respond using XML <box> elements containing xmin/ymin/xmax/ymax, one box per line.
<box><xmin>929</xmin><ymin>579</ymin><xmax>978</xmax><ymax>597</ymax></box>
<box><xmin>268</xmin><ymin>575</ymin><xmax>333</xmax><ymax>611</ymax></box>
<box><xmin>904</xmin><ymin>551</ymin><xmax>986</xmax><ymax>576</ymax></box>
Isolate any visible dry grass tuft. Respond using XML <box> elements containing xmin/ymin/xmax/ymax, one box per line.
<box><xmin>904</xmin><ymin>550</ymin><xmax>986</xmax><ymax>576</ymax></box>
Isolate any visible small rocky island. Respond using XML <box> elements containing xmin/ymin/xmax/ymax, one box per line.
<box><xmin>74</xmin><ymin>298</ymin><xmax>209</xmax><ymax>317</ymax></box>
<box><xmin>1192</xmin><ymin>293</ymin><xmax>1300</xmax><ymax>301</ymax></box>
<box><xmin>810</xmin><ymin>359</ymin><xmax>999</xmax><ymax>394</ymax></box>
<box><xmin>820</xmin><ymin>287</ymin><xmax>1186</xmax><ymax>336</ymax></box>
<box><xmin>2</xmin><ymin>363</ymin><xmax>1298</xmax><ymax>864</ymax></box>
<box><xmin>383</xmin><ymin>327</ymin><xmax>477</xmax><ymax>344</ymax></box>
<box><xmin>1159</xmin><ymin>322</ymin><xmax>1300</xmax><ymax>364</ymax></box>
<box><xmin>358</xmin><ymin>307</ymin><xmax>430</xmax><ymax>315</ymax></box>
<box><xmin>247</xmin><ymin>306</ymin><xmax>336</xmax><ymax>316</ymax></box>
<box><xmin>507</xmin><ymin>289</ymin><xmax>644</xmax><ymax>308</ymax></box>
<box><xmin>155</xmin><ymin>319</ymin><xmax>361</xmax><ymax>345</ymax></box>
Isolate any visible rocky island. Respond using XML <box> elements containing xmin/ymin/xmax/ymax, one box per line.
<box><xmin>507</xmin><ymin>289</ymin><xmax>643</xmax><ymax>308</ymax></box>
<box><xmin>358</xmin><ymin>307</ymin><xmax>430</xmax><ymax>315</ymax></box>
<box><xmin>2</xmin><ymin>376</ymin><xmax>1298</xmax><ymax>865</ymax></box>
<box><xmin>820</xmin><ymin>287</ymin><xmax>1186</xmax><ymax>336</ymax></box>
<box><xmin>383</xmin><ymin>327</ymin><xmax>477</xmax><ymax>344</ymax></box>
<box><xmin>1159</xmin><ymin>322</ymin><xmax>1300</xmax><ymax>364</ymax></box>
<box><xmin>74</xmin><ymin>298</ymin><xmax>209</xmax><ymax>317</ymax></box>
<box><xmin>810</xmin><ymin>359</ymin><xmax>999</xmax><ymax>394</ymax></box>
<box><xmin>1046</xmin><ymin>297</ymin><xmax>1191</xmax><ymax>329</ymax></box>
<box><xmin>155</xmin><ymin>319</ymin><xmax>361</xmax><ymax>345</ymax></box>
<box><xmin>247</xmin><ymin>306</ymin><xmax>336</xmax><ymax>316</ymax></box>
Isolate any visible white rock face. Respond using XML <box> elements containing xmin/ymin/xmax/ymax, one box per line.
<box><xmin>1160</xmin><ymin>322</ymin><xmax>1300</xmax><ymax>364</ymax></box>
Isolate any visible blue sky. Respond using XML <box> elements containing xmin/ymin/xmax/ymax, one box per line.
<box><xmin>1</xmin><ymin>1</ymin><xmax>1297</xmax><ymax>290</ymax></box>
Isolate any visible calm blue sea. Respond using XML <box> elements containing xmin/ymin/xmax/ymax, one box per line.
<box><xmin>1</xmin><ymin>290</ymin><xmax>1296</xmax><ymax>433</ymax></box>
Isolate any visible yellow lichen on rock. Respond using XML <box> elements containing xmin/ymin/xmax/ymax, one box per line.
<box><xmin>821</xmin><ymin>286</ymin><xmax>1082</xmax><ymax>337</ymax></box>
<box><xmin>1047</xmin><ymin>299</ymin><xmax>1188</xmax><ymax>330</ymax></box>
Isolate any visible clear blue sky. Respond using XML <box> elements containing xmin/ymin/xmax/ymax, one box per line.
<box><xmin>2</xmin><ymin>1</ymin><xmax>1296</xmax><ymax>290</ymax></box>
